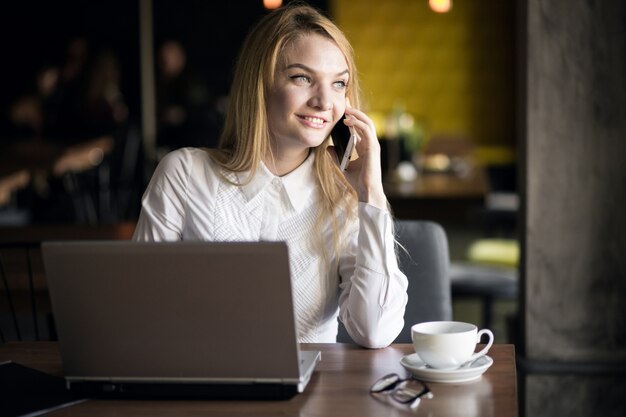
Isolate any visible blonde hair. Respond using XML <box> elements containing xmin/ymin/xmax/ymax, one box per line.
<box><xmin>210</xmin><ymin>3</ymin><xmax>359</xmax><ymax>263</ymax></box>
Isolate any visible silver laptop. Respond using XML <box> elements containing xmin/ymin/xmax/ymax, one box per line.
<box><xmin>42</xmin><ymin>241</ymin><xmax>321</xmax><ymax>399</ymax></box>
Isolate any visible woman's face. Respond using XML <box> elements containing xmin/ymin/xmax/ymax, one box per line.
<box><xmin>267</xmin><ymin>33</ymin><xmax>349</xmax><ymax>157</ymax></box>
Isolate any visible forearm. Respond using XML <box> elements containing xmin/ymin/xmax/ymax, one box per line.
<box><xmin>338</xmin><ymin>203</ymin><xmax>409</xmax><ymax>348</ymax></box>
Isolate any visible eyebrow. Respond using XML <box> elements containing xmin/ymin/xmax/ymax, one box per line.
<box><xmin>285</xmin><ymin>63</ymin><xmax>349</xmax><ymax>77</ymax></box>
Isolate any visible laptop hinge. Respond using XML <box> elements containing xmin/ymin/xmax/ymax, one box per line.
<box><xmin>254</xmin><ymin>378</ymin><xmax>296</xmax><ymax>385</ymax></box>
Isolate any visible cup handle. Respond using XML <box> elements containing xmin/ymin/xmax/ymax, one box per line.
<box><xmin>469</xmin><ymin>329</ymin><xmax>494</xmax><ymax>362</ymax></box>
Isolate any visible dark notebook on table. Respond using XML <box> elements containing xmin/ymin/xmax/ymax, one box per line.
<box><xmin>0</xmin><ymin>361</ymin><xmax>87</xmax><ymax>417</ymax></box>
<box><xmin>41</xmin><ymin>241</ymin><xmax>320</xmax><ymax>400</ymax></box>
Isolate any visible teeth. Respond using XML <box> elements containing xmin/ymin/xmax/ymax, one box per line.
<box><xmin>304</xmin><ymin>116</ymin><xmax>324</xmax><ymax>124</ymax></box>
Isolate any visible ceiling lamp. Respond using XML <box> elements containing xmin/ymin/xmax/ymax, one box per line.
<box><xmin>429</xmin><ymin>0</ymin><xmax>452</xmax><ymax>13</ymax></box>
<box><xmin>263</xmin><ymin>0</ymin><xmax>282</xmax><ymax>10</ymax></box>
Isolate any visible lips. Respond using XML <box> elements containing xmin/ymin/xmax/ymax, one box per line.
<box><xmin>297</xmin><ymin>114</ymin><xmax>328</xmax><ymax>128</ymax></box>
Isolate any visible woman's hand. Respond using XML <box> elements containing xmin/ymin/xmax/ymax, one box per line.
<box><xmin>340</xmin><ymin>107</ymin><xmax>388</xmax><ymax>210</ymax></box>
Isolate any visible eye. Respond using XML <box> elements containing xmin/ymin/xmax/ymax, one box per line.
<box><xmin>333</xmin><ymin>80</ymin><xmax>348</xmax><ymax>90</ymax></box>
<box><xmin>290</xmin><ymin>74</ymin><xmax>311</xmax><ymax>85</ymax></box>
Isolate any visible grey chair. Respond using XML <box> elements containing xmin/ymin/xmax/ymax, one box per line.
<box><xmin>337</xmin><ymin>220</ymin><xmax>453</xmax><ymax>344</ymax></box>
<box><xmin>449</xmin><ymin>262</ymin><xmax>518</xmax><ymax>331</ymax></box>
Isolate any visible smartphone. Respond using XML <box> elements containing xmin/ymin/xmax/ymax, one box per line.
<box><xmin>331</xmin><ymin>116</ymin><xmax>357</xmax><ymax>171</ymax></box>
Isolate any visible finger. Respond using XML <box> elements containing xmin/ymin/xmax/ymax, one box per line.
<box><xmin>343</xmin><ymin>110</ymin><xmax>372</xmax><ymax>133</ymax></box>
<box><xmin>347</xmin><ymin>115</ymin><xmax>376</xmax><ymax>136</ymax></box>
<box><xmin>347</xmin><ymin>118</ymin><xmax>375</xmax><ymax>147</ymax></box>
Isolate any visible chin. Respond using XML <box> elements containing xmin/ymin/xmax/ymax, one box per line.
<box><xmin>307</xmin><ymin>134</ymin><xmax>330</xmax><ymax>148</ymax></box>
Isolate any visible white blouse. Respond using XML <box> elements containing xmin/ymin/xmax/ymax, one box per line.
<box><xmin>133</xmin><ymin>147</ymin><xmax>408</xmax><ymax>348</ymax></box>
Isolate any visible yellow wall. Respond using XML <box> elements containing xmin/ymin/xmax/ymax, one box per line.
<box><xmin>331</xmin><ymin>0</ymin><xmax>516</xmax><ymax>163</ymax></box>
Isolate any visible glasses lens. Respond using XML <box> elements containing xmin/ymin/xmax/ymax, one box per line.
<box><xmin>391</xmin><ymin>381</ymin><xmax>429</xmax><ymax>404</ymax></box>
<box><xmin>370</xmin><ymin>373</ymin><xmax>401</xmax><ymax>393</ymax></box>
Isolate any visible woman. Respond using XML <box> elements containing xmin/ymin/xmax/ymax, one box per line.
<box><xmin>133</xmin><ymin>3</ymin><xmax>408</xmax><ymax>348</ymax></box>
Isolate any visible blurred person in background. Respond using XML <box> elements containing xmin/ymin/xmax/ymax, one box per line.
<box><xmin>156</xmin><ymin>39</ymin><xmax>220</xmax><ymax>155</ymax></box>
<box><xmin>2</xmin><ymin>64</ymin><xmax>59</xmax><ymax>143</ymax></box>
<box><xmin>76</xmin><ymin>48</ymin><xmax>128</xmax><ymax>138</ymax></box>
<box><xmin>156</xmin><ymin>40</ymin><xmax>218</xmax><ymax>154</ymax></box>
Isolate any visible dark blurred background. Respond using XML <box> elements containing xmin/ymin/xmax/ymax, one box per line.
<box><xmin>2</xmin><ymin>2</ymin><xmax>625</xmax><ymax>415</ymax></box>
<box><xmin>0</xmin><ymin>0</ymin><xmax>329</xmax><ymax>146</ymax></box>
<box><xmin>0</xmin><ymin>0</ymin><xmax>328</xmax><ymax>224</ymax></box>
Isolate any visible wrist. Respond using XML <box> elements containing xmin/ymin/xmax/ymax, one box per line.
<box><xmin>358</xmin><ymin>186</ymin><xmax>388</xmax><ymax>210</ymax></box>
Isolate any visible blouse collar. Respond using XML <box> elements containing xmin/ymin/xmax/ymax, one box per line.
<box><xmin>236</xmin><ymin>152</ymin><xmax>317</xmax><ymax>213</ymax></box>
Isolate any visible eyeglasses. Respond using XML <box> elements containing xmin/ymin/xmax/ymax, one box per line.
<box><xmin>370</xmin><ymin>373</ymin><xmax>433</xmax><ymax>408</ymax></box>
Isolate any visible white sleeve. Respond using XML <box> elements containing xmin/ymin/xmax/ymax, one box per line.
<box><xmin>133</xmin><ymin>150</ymin><xmax>191</xmax><ymax>242</ymax></box>
<box><xmin>337</xmin><ymin>203</ymin><xmax>409</xmax><ymax>348</ymax></box>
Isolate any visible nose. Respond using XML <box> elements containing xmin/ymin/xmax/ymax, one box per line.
<box><xmin>308</xmin><ymin>85</ymin><xmax>333</xmax><ymax>111</ymax></box>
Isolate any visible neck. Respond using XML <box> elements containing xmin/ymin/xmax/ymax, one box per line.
<box><xmin>265</xmin><ymin>147</ymin><xmax>310</xmax><ymax>176</ymax></box>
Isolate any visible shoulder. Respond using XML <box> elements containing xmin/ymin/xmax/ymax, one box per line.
<box><xmin>155</xmin><ymin>147</ymin><xmax>217</xmax><ymax>178</ymax></box>
<box><xmin>158</xmin><ymin>147</ymin><xmax>213</xmax><ymax>167</ymax></box>
<box><xmin>146</xmin><ymin>148</ymin><xmax>222</xmax><ymax>197</ymax></box>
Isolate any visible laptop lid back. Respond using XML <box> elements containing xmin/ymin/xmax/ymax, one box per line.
<box><xmin>42</xmin><ymin>241</ymin><xmax>302</xmax><ymax>384</ymax></box>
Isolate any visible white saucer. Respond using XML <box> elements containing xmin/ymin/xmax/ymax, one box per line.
<box><xmin>400</xmin><ymin>354</ymin><xmax>493</xmax><ymax>384</ymax></box>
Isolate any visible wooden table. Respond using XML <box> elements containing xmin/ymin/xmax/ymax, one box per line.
<box><xmin>383</xmin><ymin>168</ymin><xmax>488</xmax><ymax>223</ymax></box>
<box><xmin>384</xmin><ymin>169</ymin><xmax>488</xmax><ymax>200</ymax></box>
<box><xmin>0</xmin><ymin>137</ymin><xmax>116</xmax><ymax>223</ymax></box>
<box><xmin>0</xmin><ymin>137</ymin><xmax>114</xmax><ymax>178</ymax></box>
<box><xmin>0</xmin><ymin>342</ymin><xmax>518</xmax><ymax>416</ymax></box>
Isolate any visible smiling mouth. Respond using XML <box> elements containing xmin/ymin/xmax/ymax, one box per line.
<box><xmin>298</xmin><ymin>115</ymin><xmax>327</xmax><ymax>127</ymax></box>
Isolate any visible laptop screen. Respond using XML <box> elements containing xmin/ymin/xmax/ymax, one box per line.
<box><xmin>43</xmin><ymin>241</ymin><xmax>305</xmax><ymax>384</ymax></box>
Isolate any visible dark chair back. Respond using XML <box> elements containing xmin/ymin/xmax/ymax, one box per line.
<box><xmin>0</xmin><ymin>242</ymin><xmax>53</xmax><ymax>343</ymax></box>
<box><xmin>0</xmin><ymin>224</ymin><xmax>135</xmax><ymax>344</ymax></box>
<box><xmin>337</xmin><ymin>220</ymin><xmax>452</xmax><ymax>344</ymax></box>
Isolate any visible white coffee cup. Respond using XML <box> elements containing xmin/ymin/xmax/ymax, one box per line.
<box><xmin>411</xmin><ymin>321</ymin><xmax>494</xmax><ymax>370</ymax></box>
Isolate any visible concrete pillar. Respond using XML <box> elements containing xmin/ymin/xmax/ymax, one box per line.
<box><xmin>522</xmin><ymin>0</ymin><xmax>626</xmax><ymax>415</ymax></box>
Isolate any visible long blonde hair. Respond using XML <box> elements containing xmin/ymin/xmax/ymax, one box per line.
<box><xmin>210</xmin><ymin>3</ymin><xmax>359</xmax><ymax>262</ymax></box>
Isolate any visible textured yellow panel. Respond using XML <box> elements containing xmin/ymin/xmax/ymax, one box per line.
<box><xmin>331</xmin><ymin>0</ymin><xmax>515</xmax><ymax>161</ymax></box>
